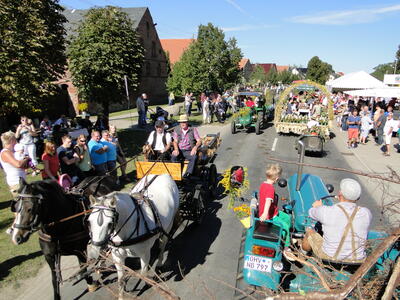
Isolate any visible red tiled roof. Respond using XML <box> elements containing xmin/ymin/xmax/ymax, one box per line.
<box><xmin>276</xmin><ymin>65</ymin><xmax>289</xmax><ymax>72</ymax></box>
<box><xmin>160</xmin><ymin>39</ymin><xmax>195</xmax><ymax>64</ymax></box>
<box><xmin>257</xmin><ymin>63</ymin><xmax>277</xmax><ymax>74</ymax></box>
<box><xmin>239</xmin><ymin>58</ymin><xmax>250</xmax><ymax>69</ymax></box>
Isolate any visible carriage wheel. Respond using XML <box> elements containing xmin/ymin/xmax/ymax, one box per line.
<box><xmin>231</xmin><ymin>120</ymin><xmax>237</xmax><ymax>134</ymax></box>
<box><xmin>192</xmin><ymin>185</ymin><xmax>205</xmax><ymax>225</ymax></box>
<box><xmin>208</xmin><ymin>164</ymin><xmax>218</xmax><ymax>198</ymax></box>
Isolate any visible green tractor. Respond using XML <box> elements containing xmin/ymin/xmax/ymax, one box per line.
<box><xmin>231</xmin><ymin>92</ymin><xmax>274</xmax><ymax>135</ymax></box>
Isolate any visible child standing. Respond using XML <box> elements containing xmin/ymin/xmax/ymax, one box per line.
<box><xmin>14</xmin><ymin>143</ymin><xmax>39</xmax><ymax>176</ymax></box>
<box><xmin>258</xmin><ymin>164</ymin><xmax>282</xmax><ymax>221</ymax></box>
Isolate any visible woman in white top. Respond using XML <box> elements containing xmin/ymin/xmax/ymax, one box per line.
<box><xmin>0</xmin><ymin>131</ymin><xmax>29</xmax><ymax>198</ymax></box>
<box><xmin>15</xmin><ymin>116</ymin><xmax>38</xmax><ymax>168</ymax></box>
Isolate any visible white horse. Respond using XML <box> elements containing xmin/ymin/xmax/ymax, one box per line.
<box><xmin>87</xmin><ymin>174</ymin><xmax>179</xmax><ymax>299</ymax></box>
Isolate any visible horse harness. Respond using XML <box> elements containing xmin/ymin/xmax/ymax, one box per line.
<box><xmin>14</xmin><ymin>189</ymin><xmax>91</xmax><ymax>244</ymax></box>
<box><xmin>91</xmin><ymin>175</ymin><xmax>170</xmax><ymax>248</ymax></box>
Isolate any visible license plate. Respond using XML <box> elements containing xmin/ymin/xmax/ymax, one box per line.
<box><xmin>244</xmin><ymin>255</ymin><xmax>272</xmax><ymax>273</ymax></box>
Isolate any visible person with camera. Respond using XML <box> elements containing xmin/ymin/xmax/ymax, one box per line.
<box><xmin>57</xmin><ymin>135</ymin><xmax>84</xmax><ymax>185</ymax></box>
<box><xmin>15</xmin><ymin>116</ymin><xmax>38</xmax><ymax>172</ymax></box>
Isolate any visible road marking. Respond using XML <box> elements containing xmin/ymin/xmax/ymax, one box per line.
<box><xmin>271</xmin><ymin>138</ymin><xmax>278</xmax><ymax>151</ymax></box>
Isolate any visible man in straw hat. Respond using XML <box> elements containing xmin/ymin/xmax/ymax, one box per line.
<box><xmin>171</xmin><ymin>115</ymin><xmax>202</xmax><ymax>179</ymax></box>
<box><xmin>301</xmin><ymin>178</ymin><xmax>372</xmax><ymax>262</ymax></box>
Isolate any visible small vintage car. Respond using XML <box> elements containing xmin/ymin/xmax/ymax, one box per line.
<box><xmin>231</xmin><ymin>92</ymin><xmax>274</xmax><ymax>135</ymax></box>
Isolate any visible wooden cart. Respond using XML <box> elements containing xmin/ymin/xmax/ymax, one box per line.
<box><xmin>136</xmin><ymin>133</ymin><xmax>221</xmax><ymax>224</ymax></box>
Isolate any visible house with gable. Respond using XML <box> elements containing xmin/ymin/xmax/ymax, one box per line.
<box><xmin>239</xmin><ymin>58</ymin><xmax>252</xmax><ymax>81</ymax></box>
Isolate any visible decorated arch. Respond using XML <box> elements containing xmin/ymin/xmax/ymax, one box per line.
<box><xmin>274</xmin><ymin>80</ymin><xmax>333</xmax><ymax>136</ymax></box>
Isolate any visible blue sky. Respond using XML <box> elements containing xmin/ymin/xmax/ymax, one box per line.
<box><xmin>60</xmin><ymin>0</ymin><xmax>400</xmax><ymax>73</ymax></box>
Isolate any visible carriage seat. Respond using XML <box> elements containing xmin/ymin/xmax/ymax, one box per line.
<box><xmin>253</xmin><ymin>220</ymin><xmax>281</xmax><ymax>243</ymax></box>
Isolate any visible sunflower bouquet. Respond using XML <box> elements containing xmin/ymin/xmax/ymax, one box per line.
<box><xmin>218</xmin><ymin>166</ymin><xmax>250</xmax><ymax>208</ymax></box>
<box><xmin>233</xmin><ymin>204</ymin><xmax>251</xmax><ymax>218</ymax></box>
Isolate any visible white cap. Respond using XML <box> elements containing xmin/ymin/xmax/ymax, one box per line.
<box><xmin>340</xmin><ymin>178</ymin><xmax>361</xmax><ymax>201</ymax></box>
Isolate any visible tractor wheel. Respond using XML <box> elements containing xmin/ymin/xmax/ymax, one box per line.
<box><xmin>192</xmin><ymin>184</ymin><xmax>205</xmax><ymax>225</ymax></box>
<box><xmin>208</xmin><ymin>164</ymin><xmax>218</xmax><ymax>199</ymax></box>
<box><xmin>231</xmin><ymin>120</ymin><xmax>237</xmax><ymax>134</ymax></box>
<box><xmin>255</xmin><ymin>113</ymin><xmax>262</xmax><ymax>135</ymax></box>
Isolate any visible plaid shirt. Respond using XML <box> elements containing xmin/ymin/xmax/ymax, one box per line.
<box><xmin>173</xmin><ymin>127</ymin><xmax>200</xmax><ymax>150</ymax></box>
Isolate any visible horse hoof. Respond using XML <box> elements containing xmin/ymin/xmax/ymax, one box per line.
<box><xmin>88</xmin><ymin>283</ymin><xmax>99</xmax><ymax>292</ymax></box>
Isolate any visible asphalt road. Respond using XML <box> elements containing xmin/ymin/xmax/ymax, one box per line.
<box><xmin>19</xmin><ymin>121</ymin><xmax>383</xmax><ymax>300</ymax></box>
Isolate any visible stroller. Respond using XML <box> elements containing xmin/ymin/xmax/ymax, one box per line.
<box><xmin>213</xmin><ymin>101</ymin><xmax>226</xmax><ymax>123</ymax></box>
<box><xmin>149</xmin><ymin>106</ymin><xmax>169</xmax><ymax>124</ymax></box>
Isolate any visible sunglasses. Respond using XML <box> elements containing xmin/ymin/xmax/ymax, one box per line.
<box><xmin>80</xmin><ymin>140</ymin><xmax>86</xmax><ymax>142</ymax></box>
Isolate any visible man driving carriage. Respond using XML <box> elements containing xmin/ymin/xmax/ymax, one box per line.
<box><xmin>144</xmin><ymin>120</ymin><xmax>172</xmax><ymax>161</ymax></box>
<box><xmin>171</xmin><ymin>115</ymin><xmax>202</xmax><ymax>179</ymax></box>
<box><xmin>301</xmin><ymin>178</ymin><xmax>372</xmax><ymax>262</ymax></box>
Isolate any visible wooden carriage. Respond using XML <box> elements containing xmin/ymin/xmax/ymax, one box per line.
<box><xmin>135</xmin><ymin>133</ymin><xmax>221</xmax><ymax>224</ymax></box>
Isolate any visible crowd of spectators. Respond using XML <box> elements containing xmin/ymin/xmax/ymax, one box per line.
<box><xmin>0</xmin><ymin>113</ymin><xmax>128</xmax><ymax>202</ymax></box>
<box><xmin>334</xmin><ymin>93</ymin><xmax>400</xmax><ymax>156</ymax></box>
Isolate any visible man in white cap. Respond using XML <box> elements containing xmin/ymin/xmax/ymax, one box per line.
<box><xmin>302</xmin><ymin>178</ymin><xmax>372</xmax><ymax>262</ymax></box>
<box><xmin>172</xmin><ymin>115</ymin><xmax>202</xmax><ymax>178</ymax></box>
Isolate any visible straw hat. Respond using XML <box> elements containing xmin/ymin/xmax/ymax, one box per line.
<box><xmin>178</xmin><ymin>115</ymin><xmax>189</xmax><ymax>123</ymax></box>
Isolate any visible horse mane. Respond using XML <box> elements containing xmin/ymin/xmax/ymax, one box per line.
<box><xmin>31</xmin><ymin>179</ymin><xmax>66</xmax><ymax>201</ymax></box>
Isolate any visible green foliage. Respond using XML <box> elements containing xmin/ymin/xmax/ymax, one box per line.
<box><xmin>306</xmin><ymin>56</ymin><xmax>333</xmax><ymax>85</ymax></box>
<box><xmin>68</xmin><ymin>6</ymin><xmax>144</xmax><ymax>116</ymax></box>
<box><xmin>167</xmin><ymin>23</ymin><xmax>242</xmax><ymax>95</ymax></box>
<box><xmin>371</xmin><ymin>62</ymin><xmax>395</xmax><ymax>81</ymax></box>
<box><xmin>0</xmin><ymin>0</ymin><xmax>67</xmax><ymax>116</ymax></box>
<box><xmin>249</xmin><ymin>65</ymin><xmax>267</xmax><ymax>84</ymax></box>
<box><xmin>266</xmin><ymin>69</ymin><xmax>279</xmax><ymax>85</ymax></box>
<box><xmin>396</xmin><ymin>45</ymin><xmax>400</xmax><ymax>61</ymax></box>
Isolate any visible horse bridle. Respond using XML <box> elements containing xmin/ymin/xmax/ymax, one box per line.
<box><xmin>90</xmin><ymin>205</ymin><xmax>119</xmax><ymax>247</ymax></box>
<box><xmin>13</xmin><ymin>193</ymin><xmax>43</xmax><ymax>233</ymax></box>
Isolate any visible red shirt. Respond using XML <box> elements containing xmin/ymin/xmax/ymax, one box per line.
<box><xmin>258</xmin><ymin>182</ymin><xmax>278</xmax><ymax>219</ymax></box>
<box><xmin>41</xmin><ymin>152</ymin><xmax>59</xmax><ymax>179</ymax></box>
<box><xmin>245</xmin><ymin>100</ymin><xmax>255</xmax><ymax>107</ymax></box>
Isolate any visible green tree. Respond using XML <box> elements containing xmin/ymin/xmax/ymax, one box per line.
<box><xmin>371</xmin><ymin>63</ymin><xmax>395</xmax><ymax>81</ymax></box>
<box><xmin>394</xmin><ymin>45</ymin><xmax>400</xmax><ymax>73</ymax></box>
<box><xmin>266</xmin><ymin>69</ymin><xmax>279</xmax><ymax>85</ymax></box>
<box><xmin>278</xmin><ymin>70</ymin><xmax>297</xmax><ymax>85</ymax></box>
<box><xmin>68</xmin><ymin>6</ymin><xmax>144</xmax><ymax>116</ymax></box>
<box><xmin>167</xmin><ymin>23</ymin><xmax>242</xmax><ymax>95</ymax></box>
<box><xmin>249</xmin><ymin>65</ymin><xmax>267</xmax><ymax>84</ymax></box>
<box><xmin>306</xmin><ymin>56</ymin><xmax>333</xmax><ymax>85</ymax></box>
<box><xmin>0</xmin><ymin>0</ymin><xmax>67</xmax><ymax>116</ymax></box>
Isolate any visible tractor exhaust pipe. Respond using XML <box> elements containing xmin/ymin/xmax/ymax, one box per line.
<box><xmin>296</xmin><ymin>140</ymin><xmax>305</xmax><ymax>191</ymax></box>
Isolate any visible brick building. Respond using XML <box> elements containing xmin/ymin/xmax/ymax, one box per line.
<box><xmin>63</xmin><ymin>7</ymin><xmax>168</xmax><ymax>114</ymax></box>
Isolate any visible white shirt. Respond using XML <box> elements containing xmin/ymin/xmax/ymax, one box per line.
<box><xmin>309</xmin><ymin>202</ymin><xmax>372</xmax><ymax>260</ymax></box>
<box><xmin>384</xmin><ymin>119</ymin><xmax>397</xmax><ymax>135</ymax></box>
<box><xmin>184</xmin><ymin>95</ymin><xmax>192</xmax><ymax>106</ymax></box>
<box><xmin>0</xmin><ymin>149</ymin><xmax>26</xmax><ymax>186</ymax></box>
<box><xmin>147</xmin><ymin>131</ymin><xmax>171</xmax><ymax>151</ymax></box>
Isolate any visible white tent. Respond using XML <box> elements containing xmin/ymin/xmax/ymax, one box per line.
<box><xmin>343</xmin><ymin>87</ymin><xmax>400</xmax><ymax>98</ymax></box>
<box><xmin>327</xmin><ymin>71</ymin><xmax>387</xmax><ymax>90</ymax></box>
